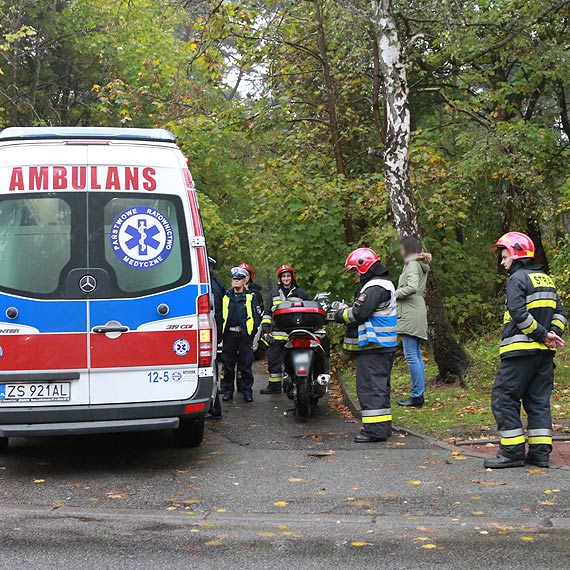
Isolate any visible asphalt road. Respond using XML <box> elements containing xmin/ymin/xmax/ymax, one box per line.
<box><xmin>1</xmin><ymin>374</ymin><xmax>569</xmax><ymax>569</ymax></box>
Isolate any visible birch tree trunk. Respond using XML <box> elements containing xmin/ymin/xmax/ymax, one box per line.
<box><xmin>371</xmin><ymin>0</ymin><xmax>469</xmax><ymax>384</ymax></box>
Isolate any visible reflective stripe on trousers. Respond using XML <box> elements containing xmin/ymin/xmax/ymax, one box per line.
<box><xmin>499</xmin><ymin>428</ymin><xmax>525</xmax><ymax>447</ymax></box>
<box><xmin>361</xmin><ymin>408</ymin><xmax>392</xmax><ymax>424</ymax></box>
<box><xmin>528</xmin><ymin>428</ymin><xmax>553</xmax><ymax>446</ymax></box>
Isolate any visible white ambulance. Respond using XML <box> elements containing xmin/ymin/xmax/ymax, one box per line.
<box><xmin>0</xmin><ymin>127</ymin><xmax>216</xmax><ymax>449</ymax></box>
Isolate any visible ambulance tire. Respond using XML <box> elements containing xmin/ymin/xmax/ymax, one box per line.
<box><xmin>0</xmin><ymin>437</ymin><xmax>8</xmax><ymax>453</ymax></box>
<box><xmin>174</xmin><ymin>417</ymin><xmax>205</xmax><ymax>448</ymax></box>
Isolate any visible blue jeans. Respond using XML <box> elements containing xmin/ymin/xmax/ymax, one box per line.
<box><xmin>401</xmin><ymin>334</ymin><xmax>425</xmax><ymax>398</ymax></box>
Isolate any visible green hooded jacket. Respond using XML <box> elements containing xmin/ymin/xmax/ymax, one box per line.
<box><xmin>396</xmin><ymin>253</ymin><xmax>431</xmax><ymax>340</ymax></box>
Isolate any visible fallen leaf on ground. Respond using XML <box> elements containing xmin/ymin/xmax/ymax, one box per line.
<box><xmin>307</xmin><ymin>450</ymin><xmax>335</xmax><ymax>458</ymax></box>
<box><xmin>351</xmin><ymin>541</ymin><xmax>373</xmax><ymax>547</ymax></box>
<box><xmin>183</xmin><ymin>499</ymin><xmax>201</xmax><ymax>505</ymax></box>
<box><xmin>422</xmin><ymin>544</ymin><xmax>437</xmax><ymax>549</ymax></box>
<box><xmin>274</xmin><ymin>501</ymin><xmax>288</xmax><ymax>507</ymax></box>
<box><xmin>527</xmin><ymin>468</ymin><xmax>545</xmax><ymax>475</ymax></box>
<box><xmin>288</xmin><ymin>478</ymin><xmax>309</xmax><ymax>483</ymax></box>
<box><xmin>472</xmin><ymin>511</ymin><xmax>485</xmax><ymax>516</ymax></box>
<box><xmin>520</xmin><ymin>536</ymin><xmax>535</xmax><ymax>542</ymax></box>
<box><xmin>538</xmin><ymin>500</ymin><xmax>555</xmax><ymax>506</ymax></box>
<box><xmin>204</xmin><ymin>540</ymin><xmax>223</xmax><ymax>546</ymax></box>
<box><xmin>407</xmin><ymin>480</ymin><xmax>423</xmax><ymax>486</ymax></box>
<box><xmin>33</xmin><ymin>479</ymin><xmax>45</xmax><ymax>484</ymax></box>
<box><xmin>472</xmin><ymin>480</ymin><xmax>507</xmax><ymax>487</ymax></box>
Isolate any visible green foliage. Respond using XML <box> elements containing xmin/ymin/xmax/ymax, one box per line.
<box><xmin>1</xmin><ymin>0</ymin><xmax>569</xmax><ymax>332</ymax></box>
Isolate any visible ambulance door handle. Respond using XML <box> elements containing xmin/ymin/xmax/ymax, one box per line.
<box><xmin>93</xmin><ymin>325</ymin><xmax>129</xmax><ymax>334</ymax></box>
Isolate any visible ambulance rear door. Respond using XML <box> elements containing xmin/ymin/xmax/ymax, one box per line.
<box><xmin>0</xmin><ymin>144</ymin><xmax>90</xmax><ymax>407</ymax></box>
<box><xmin>86</xmin><ymin>144</ymin><xmax>202</xmax><ymax>405</ymax></box>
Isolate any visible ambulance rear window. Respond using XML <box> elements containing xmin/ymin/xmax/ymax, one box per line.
<box><xmin>93</xmin><ymin>193</ymin><xmax>191</xmax><ymax>297</ymax></box>
<box><xmin>0</xmin><ymin>196</ymin><xmax>76</xmax><ymax>296</ymax></box>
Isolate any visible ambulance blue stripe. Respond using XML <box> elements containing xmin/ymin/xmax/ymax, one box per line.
<box><xmin>0</xmin><ymin>293</ymin><xmax>87</xmax><ymax>333</ymax></box>
<box><xmin>89</xmin><ymin>284</ymin><xmax>200</xmax><ymax>329</ymax></box>
<box><xmin>0</xmin><ymin>283</ymin><xmax>201</xmax><ymax>333</ymax></box>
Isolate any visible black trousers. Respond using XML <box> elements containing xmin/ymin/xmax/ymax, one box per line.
<box><xmin>221</xmin><ymin>331</ymin><xmax>254</xmax><ymax>395</ymax></box>
<box><xmin>355</xmin><ymin>351</ymin><xmax>394</xmax><ymax>439</ymax></box>
<box><xmin>267</xmin><ymin>340</ymin><xmax>287</xmax><ymax>382</ymax></box>
<box><xmin>492</xmin><ymin>352</ymin><xmax>554</xmax><ymax>459</ymax></box>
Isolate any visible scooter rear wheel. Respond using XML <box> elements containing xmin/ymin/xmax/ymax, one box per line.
<box><xmin>295</xmin><ymin>377</ymin><xmax>315</xmax><ymax>419</ymax></box>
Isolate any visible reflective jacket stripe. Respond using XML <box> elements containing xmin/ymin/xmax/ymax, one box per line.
<box><xmin>499</xmin><ymin>342</ymin><xmax>550</xmax><ymax>355</ymax></box>
<box><xmin>526</xmin><ymin>291</ymin><xmax>558</xmax><ymax>303</ymax></box>
<box><xmin>356</xmin><ymin>278</ymin><xmax>397</xmax><ymax>349</ymax></box>
<box><xmin>268</xmin><ymin>374</ymin><xmax>282</xmax><ymax>383</ymax></box>
<box><xmin>527</xmin><ymin>299</ymin><xmax>557</xmax><ymax>310</ymax></box>
<box><xmin>552</xmin><ymin>313</ymin><xmax>566</xmax><ymax>332</ymax></box>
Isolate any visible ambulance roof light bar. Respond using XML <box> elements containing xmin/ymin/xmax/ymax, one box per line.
<box><xmin>0</xmin><ymin>127</ymin><xmax>176</xmax><ymax>143</ymax></box>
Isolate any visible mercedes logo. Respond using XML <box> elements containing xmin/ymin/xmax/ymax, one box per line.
<box><xmin>79</xmin><ymin>275</ymin><xmax>97</xmax><ymax>294</ymax></box>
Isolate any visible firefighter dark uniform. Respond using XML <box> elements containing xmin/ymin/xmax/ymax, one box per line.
<box><xmin>221</xmin><ymin>268</ymin><xmax>261</xmax><ymax>402</ymax></box>
<box><xmin>487</xmin><ymin>232</ymin><xmax>566</xmax><ymax>469</ymax></box>
<box><xmin>335</xmin><ymin>248</ymin><xmax>397</xmax><ymax>443</ymax></box>
<box><xmin>260</xmin><ymin>264</ymin><xmax>311</xmax><ymax>394</ymax></box>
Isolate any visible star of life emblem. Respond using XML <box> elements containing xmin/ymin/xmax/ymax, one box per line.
<box><xmin>110</xmin><ymin>206</ymin><xmax>174</xmax><ymax>270</ymax></box>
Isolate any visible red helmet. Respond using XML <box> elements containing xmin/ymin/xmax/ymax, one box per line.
<box><xmin>345</xmin><ymin>247</ymin><xmax>380</xmax><ymax>275</ymax></box>
<box><xmin>494</xmin><ymin>232</ymin><xmax>535</xmax><ymax>260</ymax></box>
<box><xmin>277</xmin><ymin>264</ymin><xmax>297</xmax><ymax>281</ymax></box>
<box><xmin>238</xmin><ymin>262</ymin><xmax>255</xmax><ymax>281</ymax></box>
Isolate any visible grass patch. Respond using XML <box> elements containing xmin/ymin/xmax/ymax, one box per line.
<box><xmin>340</xmin><ymin>335</ymin><xmax>570</xmax><ymax>440</ymax></box>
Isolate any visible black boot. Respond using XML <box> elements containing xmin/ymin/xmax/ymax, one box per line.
<box><xmin>398</xmin><ymin>395</ymin><xmax>425</xmax><ymax>408</ymax></box>
<box><xmin>483</xmin><ymin>454</ymin><xmax>525</xmax><ymax>469</ymax></box>
<box><xmin>243</xmin><ymin>392</ymin><xmax>254</xmax><ymax>403</ymax></box>
<box><xmin>222</xmin><ymin>392</ymin><xmax>233</xmax><ymax>402</ymax></box>
<box><xmin>354</xmin><ymin>432</ymin><xmax>387</xmax><ymax>443</ymax></box>
<box><xmin>526</xmin><ymin>454</ymin><xmax>550</xmax><ymax>468</ymax></box>
<box><xmin>260</xmin><ymin>383</ymin><xmax>282</xmax><ymax>395</ymax></box>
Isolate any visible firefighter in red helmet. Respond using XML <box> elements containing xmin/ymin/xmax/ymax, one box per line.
<box><xmin>486</xmin><ymin>232</ymin><xmax>566</xmax><ymax>469</ymax></box>
<box><xmin>335</xmin><ymin>248</ymin><xmax>397</xmax><ymax>443</ymax></box>
<box><xmin>237</xmin><ymin>262</ymin><xmax>264</xmax><ymax>310</ymax></box>
<box><xmin>259</xmin><ymin>264</ymin><xmax>312</xmax><ymax>394</ymax></box>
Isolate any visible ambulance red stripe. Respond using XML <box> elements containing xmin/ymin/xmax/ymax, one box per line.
<box><xmin>0</xmin><ymin>334</ymin><xmax>88</xmax><ymax>371</ymax></box>
<box><xmin>90</xmin><ymin>330</ymin><xmax>198</xmax><ymax>369</ymax></box>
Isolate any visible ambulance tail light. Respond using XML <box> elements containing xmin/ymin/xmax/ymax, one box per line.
<box><xmin>197</xmin><ymin>293</ymin><xmax>213</xmax><ymax>367</ymax></box>
<box><xmin>184</xmin><ymin>402</ymin><xmax>208</xmax><ymax>414</ymax></box>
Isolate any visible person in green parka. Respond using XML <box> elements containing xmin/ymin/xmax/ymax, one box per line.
<box><xmin>396</xmin><ymin>236</ymin><xmax>431</xmax><ymax>408</ymax></box>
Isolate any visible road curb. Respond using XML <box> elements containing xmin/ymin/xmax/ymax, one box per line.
<box><xmin>1</xmin><ymin>503</ymin><xmax>569</xmax><ymax>531</ymax></box>
<box><xmin>337</xmin><ymin>372</ymin><xmax>498</xmax><ymax>460</ymax></box>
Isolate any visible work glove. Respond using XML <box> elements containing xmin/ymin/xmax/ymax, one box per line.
<box><xmin>334</xmin><ymin>309</ymin><xmax>347</xmax><ymax>323</ymax></box>
<box><xmin>262</xmin><ymin>333</ymin><xmax>275</xmax><ymax>346</ymax></box>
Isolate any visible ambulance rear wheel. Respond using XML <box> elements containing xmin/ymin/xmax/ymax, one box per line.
<box><xmin>0</xmin><ymin>437</ymin><xmax>8</xmax><ymax>453</ymax></box>
<box><xmin>174</xmin><ymin>417</ymin><xmax>205</xmax><ymax>448</ymax></box>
